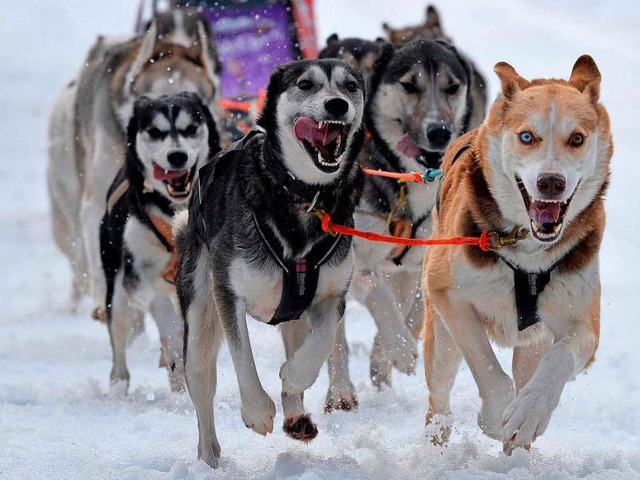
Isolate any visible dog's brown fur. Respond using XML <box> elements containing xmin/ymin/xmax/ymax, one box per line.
<box><xmin>421</xmin><ymin>55</ymin><xmax>612</xmax><ymax>449</ymax></box>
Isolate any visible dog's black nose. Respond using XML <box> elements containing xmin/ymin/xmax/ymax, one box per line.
<box><xmin>536</xmin><ymin>174</ymin><xmax>566</xmax><ymax>197</ymax></box>
<box><xmin>167</xmin><ymin>151</ymin><xmax>188</xmax><ymax>168</ymax></box>
<box><xmin>324</xmin><ymin>98</ymin><xmax>349</xmax><ymax>117</ymax></box>
<box><xmin>427</xmin><ymin>125</ymin><xmax>452</xmax><ymax>149</ymax></box>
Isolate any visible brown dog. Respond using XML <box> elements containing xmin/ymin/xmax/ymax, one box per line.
<box><xmin>421</xmin><ymin>55</ymin><xmax>612</xmax><ymax>450</ymax></box>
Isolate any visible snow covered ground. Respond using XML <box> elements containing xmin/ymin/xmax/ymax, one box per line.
<box><xmin>1</xmin><ymin>1</ymin><xmax>639</xmax><ymax>478</ymax></box>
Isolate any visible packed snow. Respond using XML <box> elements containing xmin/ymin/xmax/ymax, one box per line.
<box><xmin>1</xmin><ymin>1</ymin><xmax>639</xmax><ymax>479</ymax></box>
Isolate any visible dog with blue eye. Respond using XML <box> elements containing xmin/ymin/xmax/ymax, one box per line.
<box><xmin>422</xmin><ymin>55</ymin><xmax>613</xmax><ymax>452</ymax></box>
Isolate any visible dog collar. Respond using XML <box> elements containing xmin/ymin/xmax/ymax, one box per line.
<box><xmin>252</xmin><ymin>211</ymin><xmax>343</xmax><ymax>325</ymax></box>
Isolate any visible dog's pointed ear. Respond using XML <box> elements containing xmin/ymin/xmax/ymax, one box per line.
<box><xmin>256</xmin><ymin>64</ymin><xmax>286</xmax><ymax>130</ymax></box>
<box><xmin>132</xmin><ymin>95</ymin><xmax>153</xmax><ymax>119</ymax></box>
<box><xmin>382</xmin><ymin>22</ymin><xmax>393</xmax><ymax>40</ymax></box>
<box><xmin>426</xmin><ymin>5</ymin><xmax>441</xmax><ymax>28</ymax></box>
<box><xmin>197</xmin><ymin>21</ymin><xmax>222</xmax><ymax>94</ymax></box>
<box><xmin>569</xmin><ymin>55</ymin><xmax>601</xmax><ymax>103</ymax></box>
<box><xmin>494</xmin><ymin>62</ymin><xmax>529</xmax><ymax>99</ymax></box>
<box><xmin>373</xmin><ymin>43</ymin><xmax>395</xmax><ymax>71</ymax></box>
<box><xmin>127</xmin><ymin>20</ymin><xmax>158</xmax><ymax>87</ymax></box>
<box><xmin>200</xmin><ymin>100</ymin><xmax>222</xmax><ymax>157</ymax></box>
<box><xmin>326</xmin><ymin>33</ymin><xmax>339</xmax><ymax>45</ymax></box>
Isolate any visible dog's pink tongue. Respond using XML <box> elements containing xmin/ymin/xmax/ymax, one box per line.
<box><xmin>294</xmin><ymin>117</ymin><xmax>339</xmax><ymax>147</ymax></box>
<box><xmin>529</xmin><ymin>200</ymin><xmax>561</xmax><ymax>224</ymax></box>
<box><xmin>396</xmin><ymin>134</ymin><xmax>421</xmax><ymax>158</ymax></box>
<box><xmin>153</xmin><ymin>163</ymin><xmax>187</xmax><ymax>181</ymax></box>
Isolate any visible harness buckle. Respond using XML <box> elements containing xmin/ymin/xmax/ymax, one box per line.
<box><xmin>422</xmin><ymin>168</ymin><xmax>443</xmax><ymax>183</ymax></box>
<box><xmin>487</xmin><ymin>226</ymin><xmax>529</xmax><ymax>251</ymax></box>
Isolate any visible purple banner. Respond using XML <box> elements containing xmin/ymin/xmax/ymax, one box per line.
<box><xmin>205</xmin><ymin>2</ymin><xmax>297</xmax><ymax>99</ymax></box>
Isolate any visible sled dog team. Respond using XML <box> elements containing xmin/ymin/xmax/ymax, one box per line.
<box><xmin>48</xmin><ymin>5</ymin><xmax>613</xmax><ymax>468</ymax></box>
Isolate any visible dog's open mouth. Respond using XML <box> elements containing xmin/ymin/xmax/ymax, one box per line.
<box><xmin>516</xmin><ymin>177</ymin><xmax>573</xmax><ymax>243</ymax></box>
<box><xmin>294</xmin><ymin>117</ymin><xmax>351</xmax><ymax>173</ymax></box>
<box><xmin>152</xmin><ymin>162</ymin><xmax>193</xmax><ymax>200</ymax></box>
<box><xmin>396</xmin><ymin>133</ymin><xmax>442</xmax><ymax>169</ymax></box>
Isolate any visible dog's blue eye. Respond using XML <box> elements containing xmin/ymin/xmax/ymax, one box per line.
<box><xmin>345</xmin><ymin>81</ymin><xmax>358</xmax><ymax>93</ymax></box>
<box><xmin>401</xmin><ymin>82</ymin><xmax>418</xmax><ymax>94</ymax></box>
<box><xmin>519</xmin><ymin>131</ymin><xmax>534</xmax><ymax>144</ymax></box>
<box><xmin>183</xmin><ymin>125</ymin><xmax>198</xmax><ymax>136</ymax></box>
<box><xmin>147</xmin><ymin>128</ymin><xmax>165</xmax><ymax>140</ymax></box>
<box><xmin>298</xmin><ymin>80</ymin><xmax>313</xmax><ymax>91</ymax></box>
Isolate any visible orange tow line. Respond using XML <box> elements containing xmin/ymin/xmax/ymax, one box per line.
<box><xmin>303</xmin><ymin>205</ymin><xmax>528</xmax><ymax>252</ymax></box>
<box><xmin>360</xmin><ymin>166</ymin><xmax>442</xmax><ymax>183</ymax></box>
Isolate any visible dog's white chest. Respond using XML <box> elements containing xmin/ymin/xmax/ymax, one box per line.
<box><xmin>452</xmin><ymin>254</ymin><xmax>598</xmax><ymax>346</ymax></box>
<box><xmin>229</xmin><ymin>249</ymin><xmax>354</xmax><ymax>323</ymax></box>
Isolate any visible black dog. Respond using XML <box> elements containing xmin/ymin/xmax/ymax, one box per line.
<box><xmin>100</xmin><ymin>92</ymin><xmax>220</xmax><ymax>393</ymax></box>
<box><xmin>174</xmin><ymin>59</ymin><xmax>366</xmax><ymax>468</ymax></box>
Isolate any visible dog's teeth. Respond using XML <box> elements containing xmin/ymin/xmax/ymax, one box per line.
<box><xmin>318</xmin><ymin>120</ymin><xmax>324</xmax><ymax>129</ymax></box>
<box><xmin>532</xmin><ymin>223</ymin><xmax>540</xmax><ymax>233</ymax></box>
<box><xmin>335</xmin><ymin>135</ymin><xmax>342</xmax><ymax>155</ymax></box>
<box><xmin>553</xmin><ymin>223</ymin><xmax>562</xmax><ymax>233</ymax></box>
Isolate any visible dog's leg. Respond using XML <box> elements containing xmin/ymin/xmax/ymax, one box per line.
<box><xmin>128</xmin><ymin>309</ymin><xmax>146</xmax><ymax>343</ymax></box>
<box><xmin>431</xmin><ymin>293</ymin><xmax>514</xmax><ymax>440</ymax></box>
<box><xmin>184</xmin><ymin>276</ymin><xmax>223</xmax><ymax>469</ymax></box>
<box><xmin>512</xmin><ymin>331</ymin><xmax>553</xmax><ymax>394</ymax></box>
<box><xmin>503</xmin><ymin>292</ymin><xmax>600</xmax><ymax>448</ymax></box>
<box><xmin>280</xmin><ymin>296</ymin><xmax>343</xmax><ymax>396</ymax></box>
<box><xmin>364</xmin><ymin>274</ymin><xmax>418</xmax><ymax>379</ymax></box>
<box><xmin>149</xmin><ymin>294</ymin><xmax>186</xmax><ymax>393</ymax></box>
<box><xmin>325</xmin><ymin>319</ymin><xmax>358</xmax><ymax>412</ymax></box>
<box><xmin>369</xmin><ymin>333</ymin><xmax>393</xmax><ymax>389</ymax></box>
<box><xmin>107</xmin><ymin>271</ymin><xmax>132</xmax><ymax>393</ymax></box>
<box><xmin>214</xmin><ymin>285</ymin><xmax>276</xmax><ymax>436</ymax></box>
<box><xmin>423</xmin><ymin>300</ymin><xmax>461</xmax><ymax>445</ymax></box>
<box><xmin>81</xmin><ymin>194</ymin><xmax>108</xmax><ymax>318</ymax></box>
<box><xmin>280</xmin><ymin>319</ymin><xmax>319</xmax><ymax>441</ymax></box>
<box><xmin>405</xmin><ymin>282</ymin><xmax>425</xmax><ymax>339</ymax></box>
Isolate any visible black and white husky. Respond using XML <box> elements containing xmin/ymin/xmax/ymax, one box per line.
<box><xmin>100</xmin><ymin>92</ymin><xmax>220</xmax><ymax>393</ymax></box>
<box><xmin>174</xmin><ymin>59</ymin><xmax>365</xmax><ymax>468</ymax></box>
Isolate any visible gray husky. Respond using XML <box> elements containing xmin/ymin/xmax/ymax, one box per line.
<box><xmin>100</xmin><ymin>93</ymin><xmax>220</xmax><ymax>393</ymax></box>
<box><xmin>174</xmin><ymin>59</ymin><xmax>366</xmax><ymax>468</ymax></box>
<box><xmin>324</xmin><ymin>38</ymin><xmax>485</xmax><ymax>411</ymax></box>
<box><xmin>47</xmin><ymin>9</ymin><xmax>221</xmax><ymax>316</ymax></box>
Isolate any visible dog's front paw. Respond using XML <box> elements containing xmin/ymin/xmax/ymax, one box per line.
<box><xmin>385</xmin><ymin>331</ymin><xmax>418</xmax><ymax>375</ymax></box>
<box><xmin>478</xmin><ymin>376</ymin><xmax>515</xmax><ymax>440</ymax></box>
<box><xmin>425</xmin><ymin>413</ymin><xmax>453</xmax><ymax>446</ymax></box>
<box><xmin>324</xmin><ymin>382</ymin><xmax>358</xmax><ymax>413</ymax></box>
<box><xmin>502</xmin><ymin>381</ymin><xmax>560</xmax><ymax>447</ymax></box>
<box><xmin>241</xmin><ymin>390</ymin><xmax>276</xmax><ymax>436</ymax></box>
<box><xmin>370</xmin><ymin>339</ymin><xmax>393</xmax><ymax>389</ymax></box>
<box><xmin>283</xmin><ymin>414</ymin><xmax>318</xmax><ymax>442</ymax></box>
<box><xmin>198</xmin><ymin>439</ymin><xmax>221</xmax><ymax>469</ymax></box>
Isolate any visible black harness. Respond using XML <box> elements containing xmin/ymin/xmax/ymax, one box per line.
<box><xmin>252</xmin><ymin>211</ymin><xmax>343</xmax><ymax>325</ymax></box>
<box><xmin>101</xmin><ymin>166</ymin><xmax>175</xmax><ymax>318</ymax></box>
<box><xmin>497</xmin><ymin>254</ymin><xmax>566</xmax><ymax>331</ymax></box>
<box><xmin>192</xmin><ymin>129</ymin><xmax>346</xmax><ymax>325</ymax></box>
<box><xmin>441</xmin><ymin>142</ymin><xmax>569</xmax><ymax>332</ymax></box>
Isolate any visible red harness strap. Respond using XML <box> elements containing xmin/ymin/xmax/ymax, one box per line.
<box><xmin>305</xmin><ymin>208</ymin><xmax>528</xmax><ymax>253</ymax></box>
